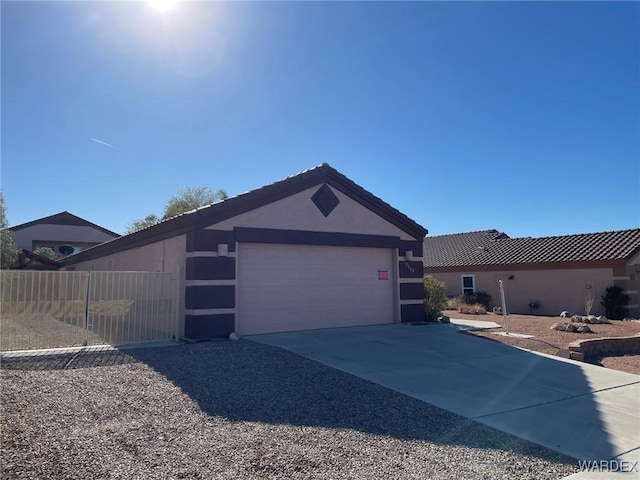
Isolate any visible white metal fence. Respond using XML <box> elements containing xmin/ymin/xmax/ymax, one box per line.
<box><xmin>1</xmin><ymin>270</ymin><xmax>179</xmax><ymax>351</ymax></box>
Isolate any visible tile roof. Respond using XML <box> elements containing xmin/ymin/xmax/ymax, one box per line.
<box><xmin>424</xmin><ymin>228</ymin><xmax>640</xmax><ymax>268</ymax></box>
<box><xmin>164</xmin><ymin>163</ymin><xmax>428</xmax><ymax>239</ymax></box>
<box><xmin>9</xmin><ymin>211</ymin><xmax>119</xmax><ymax>237</ymax></box>
<box><xmin>62</xmin><ymin>163</ymin><xmax>427</xmax><ymax>266</ymax></box>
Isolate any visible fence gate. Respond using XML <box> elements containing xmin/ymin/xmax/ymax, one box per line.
<box><xmin>1</xmin><ymin>270</ymin><xmax>179</xmax><ymax>352</ymax></box>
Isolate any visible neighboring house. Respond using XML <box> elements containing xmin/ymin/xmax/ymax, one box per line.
<box><xmin>9</xmin><ymin>211</ymin><xmax>119</xmax><ymax>257</ymax></box>
<box><xmin>15</xmin><ymin>249</ymin><xmax>60</xmax><ymax>270</ymax></box>
<box><xmin>424</xmin><ymin>228</ymin><xmax>640</xmax><ymax>318</ymax></box>
<box><xmin>61</xmin><ymin>163</ymin><xmax>427</xmax><ymax>340</ymax></box>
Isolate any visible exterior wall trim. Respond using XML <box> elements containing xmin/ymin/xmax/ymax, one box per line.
<box><xmin>400</xmin><ymin>277</ymin><xmax>424</xmax><ymax>283</ymax></box>
<box><xmin>185</xmin><ymin>308</ymin><xmax>235</xmax><ymax>316</ymax></box>
<box><xmin>184</xmin><ymin>313</ymin><xmax>235</xmax><ymax>339</ymax></box>
<box><xmin>185</xmin><ymin>251</ymin><xmax>237</xmax><ymax>258</ymax></box>
<box><xmin>233</xmin><ymin>227</ymin><xmax>403</xmax><ymax>248</ymax></box>
<box><xmin>186</xmin><ymin>256</ymin><xmax>235</xmax><ymax>280</ymax></box>
<box><xmin>185</xmin><ymin>285</ymin><xmax>235</xmax><ymax>309</ymax></box>
<box><xmin>399</xmin><ymin>260</ymin><xmax>423</xmax><ymax>278</ymax></box>
<box><xmin>399</xmin><ymin>282</ymin><xmax>424</xmax><ymax>301</ymax></box>
<box><xmin>400</xmin><ymin>303</ymin><xmax>425</xmax><ymax>323</ymax></box>
<box><xmin>185</xmin><ymin>280</ymin><xmax>237</xmax><ymax>287</ymax></box>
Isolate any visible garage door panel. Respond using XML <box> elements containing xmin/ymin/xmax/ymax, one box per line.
<box><xmin>237</xmin><ymin>243</ymin><xmax>394</xmax><ymax>335</ymax></box>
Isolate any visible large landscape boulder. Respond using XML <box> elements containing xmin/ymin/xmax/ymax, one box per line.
<box><xmin>583</xmin><ymin>315</ymin><xmax>609</xmax><ymax>324</ymax></box>
<box><xmin>550</xmin><ymin>322</ymin><xmax>588</xmax><ymax>333</ymax></box>
<box><xmin>551</xmin><ymin>322</ymin><xmax>569</xmax><ymax>332</ymax></box>
<box><xmin>570</xmin><ymin>315</ymin><xmax>611</xmax><ymax>324</ymax></box>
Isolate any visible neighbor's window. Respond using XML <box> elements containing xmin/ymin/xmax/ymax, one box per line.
<box><xmin>462</xmin><ymin>275</ymin><xmax>475</xmax><ymax>295</ymax></box>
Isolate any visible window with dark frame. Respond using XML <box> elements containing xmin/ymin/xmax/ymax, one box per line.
<box><xmin>462</xmin><ymin>275</ymin><xmax>475</xmax><ymax>295</ymax></box>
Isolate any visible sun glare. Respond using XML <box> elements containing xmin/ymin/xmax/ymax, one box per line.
<box><xmin>149</xmin><ymin>0</ymin><xmax>179</xmax><ymax>12</ymax></box>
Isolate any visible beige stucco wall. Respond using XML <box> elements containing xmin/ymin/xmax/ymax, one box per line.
<box><xmin>71</xmin><ymin>235</ymin><xmax>186</xmax><ymax>274</ymax></box>
<box><xmin>625</xmin><ymin>250</ymin><xmax>640</xmax><ymax>317</ymax></box>
<box><xmin>12</xmin><ymin>224</ymin><xmax>117</xmax><ymax>251</ymax></box>
<box><xmin>68</xmin><ymin>235</ymin><xmax>186</xmax><ymax>338</ymax></box>
<box><xmin>429</xmin><ymin>267</ymin><xmax>616</xmax><ymax>317</ymax></box>
<box><xmin>208</xmin><ymin>185</ymin><xmax>416</xmax><ymax>241</ymax></box>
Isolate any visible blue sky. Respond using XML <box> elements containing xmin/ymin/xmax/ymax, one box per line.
<box><xmin>2</xmin><ymin>1</ymin><xmax>638</xmax><ymax>238</ymax></box>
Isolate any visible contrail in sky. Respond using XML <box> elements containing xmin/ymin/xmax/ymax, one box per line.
<box><xmin>91</xmin><ymin>137</ymin><xmax>116</xmax><ymax>148</ymax></box>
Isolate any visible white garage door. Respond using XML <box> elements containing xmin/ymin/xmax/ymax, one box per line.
<box><xmin>237</xmin><ymin>243</ymin><xmax>395</xmax><ymax>335</ymax></box>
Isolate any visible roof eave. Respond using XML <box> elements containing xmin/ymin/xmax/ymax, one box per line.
<box><xmin>61</xmin><ymin>164</ymin><xmax>427</xmax><ymax>267</ymax></box>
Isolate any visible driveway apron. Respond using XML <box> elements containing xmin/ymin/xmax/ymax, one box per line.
<box><xmin>248</xmin><ymin>323</ymin><xmax>640</xmax><ymax>474</ymax></box>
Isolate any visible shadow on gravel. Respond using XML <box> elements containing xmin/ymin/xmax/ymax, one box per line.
<box><xmin>2</xmin><ymin>339</ymin><xmax>580</xmax><ymax>468</ymax></box>
<box><xmin>1</xmin><ymin>348</ymin><xmax>137</xmax><ymax>370</ymax></box>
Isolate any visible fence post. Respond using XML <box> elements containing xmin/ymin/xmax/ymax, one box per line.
<box><xmin>499</xmin><ymin>280</ymin><xmax>509</xmax><ymax>335</ymax></box>
<box><xmin>174</xmin><ymin>265</ymin><xmax>181</xmax><ymax>341</ymax></box>
<box><xmin>83</xmin><ymin>272</ymin><xmax>91</xmax><ymax>346</ymax></box>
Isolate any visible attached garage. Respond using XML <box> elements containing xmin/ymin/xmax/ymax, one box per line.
<box><xmin>236</xmin><ymin>243</ymin><xmax>395</xmax><ymax>335</ymax></box>
<box><xmin>62</xmin><ymin>163</ymin><xmax>428</xmax><ymax>340</ymax></box>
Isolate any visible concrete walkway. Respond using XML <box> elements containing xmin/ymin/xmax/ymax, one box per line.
<box><xmin>249</xmin><ymin>323</ymin><xmax>640</xmax><ymax>478</ymax></box>
<box><xmin>449</xmin><ymin>318</ymin><xmax>502</xmax><ymax>330</ymax></box>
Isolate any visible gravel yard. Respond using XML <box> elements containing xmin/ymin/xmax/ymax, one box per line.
<box><xmin>2</xmin><ymin>340</ymin><xmax>578</xmax><ymax>479</ymax></box>
<box><xmin>0</xmin><ymin>314</ymin><xmax>103</xmax><ymax>351</ymax></box>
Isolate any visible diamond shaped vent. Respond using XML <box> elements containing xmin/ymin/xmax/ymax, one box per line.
<box><xmin>311</xmin><ymin>184</ymin><xmax>340</xmax><ymax>217</ymax></box>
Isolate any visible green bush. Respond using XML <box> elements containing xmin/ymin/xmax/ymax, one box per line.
<box><xmin>600</xmin><ymin>286</ymin><xmax>630</xmax><ymax>320</ymax></box>
<box><xmin>424</xmin><ymin>276</ymin><xmax>448</xmax><ymax>322</ymax></box>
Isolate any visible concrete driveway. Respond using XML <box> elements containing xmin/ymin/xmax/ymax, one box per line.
<box><xmin>249</xmin><ymin>323</ymin><xmax>640</xmax><ymax>478</ymax></box>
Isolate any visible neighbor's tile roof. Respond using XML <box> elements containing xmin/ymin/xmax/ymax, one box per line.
<box><xmin>9</xmin><ymin>211</ymin><xmax>119</xmax><ymax>237</ymax></box>
<box><xmin>424</xmin><ymin>228</ymin><xmax>640</xmax><ymax>268</ymax></box>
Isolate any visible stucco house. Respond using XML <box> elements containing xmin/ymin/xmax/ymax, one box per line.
<box><xmin>10</xmin><ymin>211</ymin><xmax>119</xmax><ymax>257</ymax></box>
<box><xmin>61</xmin><ymin>164</ymin><xmax>427</xmax><ymax>340</ymax></box>
<box><xmin>423</xmin><ymin>228</ymin><xmax>640</xmax><ymax>318</ymax></box>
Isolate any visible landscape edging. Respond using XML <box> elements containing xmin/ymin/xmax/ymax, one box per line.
<box><xmin>567</xmin><ymin>335</ymin><xmax>640</xmax><ymax>359</ymax></box>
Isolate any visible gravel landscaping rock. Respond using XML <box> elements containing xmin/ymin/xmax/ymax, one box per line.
<box><xmin>458</xmin><ymin>310</ymin><xmax>640</xmax><ymax>375</ymax></box>
<box><xmin>2</xmin><ymin>341</ymin><xmax>578</xmax><ymax>479</ymax></box>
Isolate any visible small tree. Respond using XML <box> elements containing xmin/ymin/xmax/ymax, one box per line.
<box><xmin>0</xmin><ymin>191</ymin><xmax>19</xmax><ymax>269</ymax></box>
<box><xmin>126</xmin><ymin>187</ymin><xmax>228</xmax><ymax>234</ymax></box>
<box><xmin>125</xmin><ymin>214</ymin><xmax>161</xmax><ymax>234</ymax></box>
<box><xmin>424</xmin><ymin>276</ymin><xmax>448</xmax><ymax>322</ymax></box>
<box><xmin>32</xmin><ymin>246</ymin><xmax>59</xmax><ymax>260</ymax></box>
<box><xmin>600</xmin><ymin>286</ymin><xmax>630</xmax><ymax>320</ymax></box>
<box><xmin>163</xmin><ymin>187</ymin><xmax>228</xmax><ymax>220</ymax></box>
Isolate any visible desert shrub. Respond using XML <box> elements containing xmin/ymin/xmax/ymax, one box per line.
<box><xmin>600</xmin><ymin>286</ymin><xmax>630</xmax><ymax>320</ymax></box>
<box><xmin>462</xmin><ymin>291</ymin><xmax>491</xmax><ymax>309</ymax></box>
<box><xmin>449</xmin><ymin>291</ymin><xmax>491</xmax><ymax>310</ymax></box>
<box><xmin>584</xmin><ymin>292</ymin><xmax>595</xmax><ymax>316</ymax></box>
<box><xmin>424</xmin><ymin>276</ymin><xmax>448</xmax><ymax>322</ymax></box>
<box><xmin>447</xmin><ymin>295</ymin><xmax>463</xmax><ymax>310</ymax></box>
<box><xmin>458</xmin><ymin>303</ymin><xmax>487</xmax><ymax>315</ymax></box>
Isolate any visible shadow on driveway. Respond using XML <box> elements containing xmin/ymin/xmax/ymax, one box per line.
<box><xmin>3</xmin><ymin>335</ymin><xmax>583</xmax><ymax>474</ymax></box>
<box><xmin>246</xmin><ymin>323</ymin><xmax>640</xmax><ymax>468</ymax></box>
